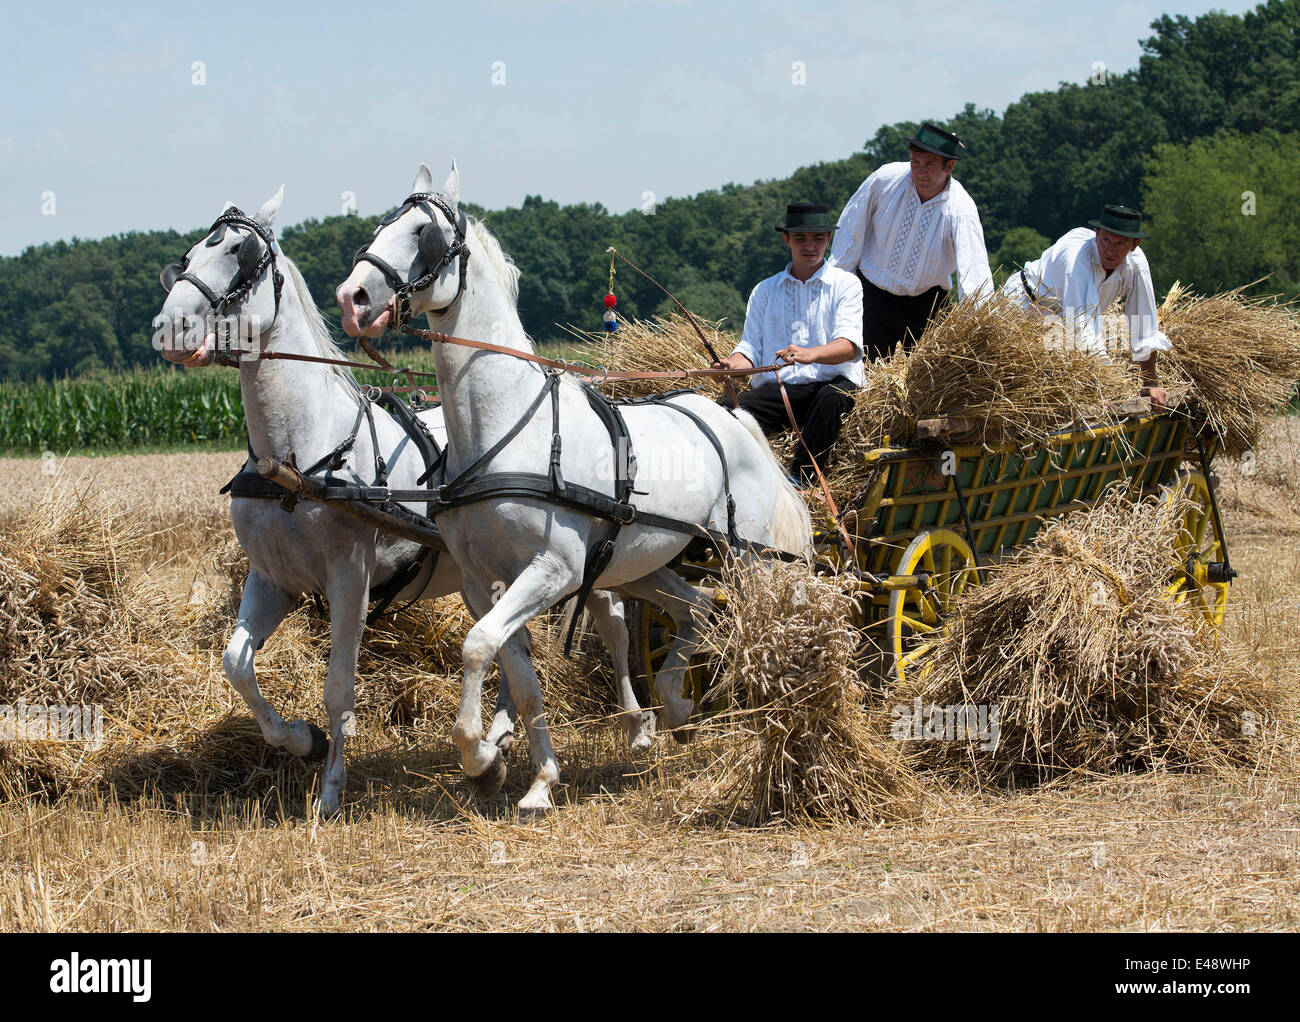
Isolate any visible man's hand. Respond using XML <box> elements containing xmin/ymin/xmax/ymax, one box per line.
<box><xmin>1142</xmin><ymin>385</ymin><xmax>1168</xmax><ymax>409</ymax></box>
<box><xmin>775</xmin><ymin>344</ymin><xmax>821</xmax><ymax>365</ymax></box>
<box><xmin>710</xmin><ymin>352</ymin><xmax>755</xmax><ymax>372</ymax></box>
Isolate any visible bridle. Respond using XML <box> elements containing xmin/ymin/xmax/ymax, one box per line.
<box><xmin>159</xmin><ymin>208</ymin><xmax>285</xmax><ymax>323</ymax></box>
<box><xmin>351</xmin><ymin>191</ymin><xmax>471</xmax><ymax>328</ymax></box>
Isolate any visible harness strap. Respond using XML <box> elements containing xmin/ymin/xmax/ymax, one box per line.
<box><xmin>438</xmin><ymin>372</ymin><xmax>560</xmax><ymax>502</ymax></box>
<box><xmin>652</xmin><ymin>398</ymin><xmax>739</xmax><ymax>547</ymax></box>
<box><xmin>1020</xmin><ymin>268</ymin><xmax>1037</xmax><ymax>304</ymax></box>
<box><xmin>560</xmin><ymin>387</ymin><xmax>640</xmax><ymax>654</ymax></box>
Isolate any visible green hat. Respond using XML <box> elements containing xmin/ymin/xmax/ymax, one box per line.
<box><xmin>1088</xmin><ymin>203</ymin><xmax>1147</xmax><ymax>239</ymax></box>
<box><xmin>907</xmin><ymin>122</ymin><xmax>966</xmax><ymax>160</ymax></box>
<box><xmin>775</xmin><ymin>202</ymin><xmax>834</xmax><ymax>233</ymax></box>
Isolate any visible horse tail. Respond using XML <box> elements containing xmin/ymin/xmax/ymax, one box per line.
<box><xmin>732</xmin><ymin>408</ymin><xmax>814</xmax><ymax>557</ymax></box>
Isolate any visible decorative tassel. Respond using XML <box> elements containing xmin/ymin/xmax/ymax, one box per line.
<box><xmin>602</xmin><ymin>250</ymin><xmax>618</xmax><ymax>332</ymax></box>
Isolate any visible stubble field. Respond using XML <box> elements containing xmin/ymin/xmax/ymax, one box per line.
<box><xmin>1</xmin><ymin>434</ymin><xmax>1298</xmax><ymax>932</ymax></box>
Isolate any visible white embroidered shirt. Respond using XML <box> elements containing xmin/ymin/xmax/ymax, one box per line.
<box><xmin>732</xmin><ymin>261</ymin><xmax>864</xmax><ymax>389</ymax></box>
<box><xmin>829</xmin><ymin>162</ymin><xmax>994</xmax><ymax>302</ymax></box>
<box><xmin>999</xmin><ymin>227</ymin><xmax>1172</xmax><ymax>362</ymax></box>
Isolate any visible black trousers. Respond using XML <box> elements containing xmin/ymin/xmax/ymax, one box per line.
<box><xmin>858</xmin><ymin>271</ymin><xmax>949</xmax><ymax>360</ymax></box>
<box><xmin>723</xmin><ymin>378</ymin><xmax>858</xmax><ymax>484</ymax></box>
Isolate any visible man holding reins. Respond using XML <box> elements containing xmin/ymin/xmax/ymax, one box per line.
<box><xmin>711</xmin><ymin>202</ymin><xmax>863</xmax><ymax>485</ymax></box>
<box><xmin>1002</xmin><ymin>203</ymin><xmax>1170</xmax><ymax>407</ymax></box>
<box><xmin>829</xmin><ymin>122</ymin><xmax>994</xmax><ymax>358</ymax></box>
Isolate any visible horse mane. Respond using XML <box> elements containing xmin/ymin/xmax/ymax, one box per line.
<box><xmin>279</xmin><ymin>253</ymin><xmax>360</xmax><ymax>389</ymax></box>
<box><xmin>468</xmin><ymin>216</ymin><xmax>521</xmax><ymax>306</ymax></box>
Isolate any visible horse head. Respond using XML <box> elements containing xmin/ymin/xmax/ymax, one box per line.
<box><xmin>336</xmin><ymin>162</ymin><xmax>468</xmax><ymax>337</ymax></box>
<box><xmin>152</xmin><ymin>187</ymin><xmax>285</xmax><ymax>367</ymax></box>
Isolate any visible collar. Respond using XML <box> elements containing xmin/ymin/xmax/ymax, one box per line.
<box><xmin>912</xmin><ymin>175</ymin><xmax>952</xmax><ymax>206</ymax></box>
<box><xmin>781</xmin><ymin>260</ymin><xmax>829</xmax><ymax>286</ymax></box>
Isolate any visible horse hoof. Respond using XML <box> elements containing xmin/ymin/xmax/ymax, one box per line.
<box><xmin>467</xmin><ymin>751</ymin><xmax>507</xmax><ymax>798</ymax></box>
<box><xmin>315</xmin><ymin>794</ymin><xmax>343</xmax><ymax>820</ymax></box>
<box><xmin>305</xmin><ymin>722</ymin><xmax>330</xmax><ymax>761</ymax></box>
<box><xmin>670</xmin><ymin>724</ymin><xmax>697</xmax><ymax>745</ymax></box>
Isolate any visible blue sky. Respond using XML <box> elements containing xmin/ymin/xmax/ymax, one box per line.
<box><xmin>0</xmin><ymin>0</ymin><xmax>1261</xmax><ymax>255</ymax></box>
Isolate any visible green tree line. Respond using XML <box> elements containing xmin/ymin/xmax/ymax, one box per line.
<box><xmin>2</xmin><ymin>1</ymin><xmax>1298</xmax><ymax>382</ymax></box>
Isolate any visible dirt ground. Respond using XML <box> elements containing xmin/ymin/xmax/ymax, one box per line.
<box><xmin>1</xmin><ymin>432</ymin><xmax>1298</xmax><ymax>932</ymax></box>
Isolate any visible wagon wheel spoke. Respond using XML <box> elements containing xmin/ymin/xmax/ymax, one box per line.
<box><xmin>897</xmin><ymin>643</ymin><xmax>934</xmax><ymax>675</ymax></box>
<box><xmin>897</xmin><ymin>613</ymin><xmax>937</xmax><ymax>635</ymax></box>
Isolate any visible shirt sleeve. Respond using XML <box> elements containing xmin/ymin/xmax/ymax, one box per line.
<box><xmin>829</xmin><ymin>173</ymin><xmax>877</xmax><ymax>272</ymax></box>
<box><xmin>832</xmin><ymin>273</ymin><xmax>864</xmax><ymax>356</ymax></box>
<box><xmin>1124</xmin><ymin>249</ymin><xmax>1172</xmax><ymax>362</ymax></box>
<box><xmin>952</xmin><ymin>214</ymin><xmax>994</xmax><ymax>302</ymax></box>
<box><xmin>733</xmin><ymin>281</ymin><xmax>768</xmax><ymax>366</ymax></box>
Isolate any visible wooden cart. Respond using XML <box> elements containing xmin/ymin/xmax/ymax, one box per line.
<box><xmin>627</xmin><ymin>400</ymin><xmax>1234</xmax><ymax>697</ymax></box>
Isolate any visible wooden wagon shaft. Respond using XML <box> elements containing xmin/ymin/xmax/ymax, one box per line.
<box><xmin>255</xmin><ymin>456</ymin><xmax>448</xmax><ymax>552</ymax></box>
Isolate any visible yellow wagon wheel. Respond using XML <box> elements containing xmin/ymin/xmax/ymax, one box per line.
<box><xmin>887</xmin><ymin>528</ymin><xmax>980</xmax><ymax>686</ymax></box>
<box><xmin>625</xmin><ymin>599</ymin><xmax>711</xmax><ymax>712</ymax></box>
<box><xmin>1162</xmin><ymin>470</ymin><xmax>1231</xmax><ymax>627</ymax></box>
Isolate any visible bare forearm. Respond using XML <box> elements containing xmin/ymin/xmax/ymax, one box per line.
<box><xmin>775</xmin><ymin>337</ymin><xmax>857</xmax><ymax>366</ymax></box>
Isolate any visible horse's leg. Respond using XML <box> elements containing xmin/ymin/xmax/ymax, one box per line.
<box><xmin>453</xmin><ymin>556</ymin><xmax>575</xmax><ymax>811</ymax></box>
<box><xmin>587</xmin><ymin>591</ymin><xmax>655</xmax><ymax>751</ymax></box>
<box><xmin>459</xmin><ymin>577</ymin><xmax>518</xmax><ymax>756</ymax></box>
<box><xmin>618</xmin><ymin>568</ymin><xmax>709</xmax><ymax>735</ymax></box>
<box><xmin>317</xmin><ymin>561</ymin><xmax>370</xmax><ymax>817</ymax></box>
<box><xmin>223</xmin><ymin>570</ymin><xmax>324</xmax><ymax>759</ymax></box>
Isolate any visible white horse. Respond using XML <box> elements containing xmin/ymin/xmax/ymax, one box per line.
<box><xmin>337</xmin><ymin>163</ymin><xmax>812</xmax><ymax>813</ymax></box>
<box><xmin>153</xmin><ymin>187</ymin><xmax>651</xmax><ymax>817</ymax></box>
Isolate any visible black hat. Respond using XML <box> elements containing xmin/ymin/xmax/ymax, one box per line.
<box><xmin>907</xmin><ymin>122</ymin><xmax>966</xmax><ymax>160</ymax></box>
<box><xmin>1088</xmin><ymin>203</ymin><xmax>1147</xmax><ymax>239</ymax></box>
<box><xmin>775</xmin><ymin>202</ymin><xmax>834</xmax><ymax>233</ymax></box>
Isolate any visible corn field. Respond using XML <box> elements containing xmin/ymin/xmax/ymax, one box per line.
<box><xmin>0</xmin><ymin>344</ymin><xmax>603</xmax><ymax>454</ymax></box>
<box><xmin>0</xmin><ymin>368</ymin><xmax>245</xmax><ymax>453</ymax></box>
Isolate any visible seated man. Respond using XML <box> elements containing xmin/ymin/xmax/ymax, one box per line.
<box><xmin>1002</xmin><ymin>203</ymin><xmax>1170</xmax><ymax>406</ymax></box>
<box><xmin>712</xmin><ymin>202</ymin><xmax>864</xmax><ymax>485</ymax></box>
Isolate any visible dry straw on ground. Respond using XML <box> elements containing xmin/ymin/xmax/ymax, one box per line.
<box><xmin>676</xmin><ymin>557</ymin><xmax>924</xmax><ymax>825</ymax></box>
<box><xmin>908</xmin><ymin>489</ymin><xmax>1278</xmax><ymax>785</ymax></box>
<box><xmin>1157</xmin><ymin>283</ymin><xmax>1300</xmax><ymax>458</ymax></box>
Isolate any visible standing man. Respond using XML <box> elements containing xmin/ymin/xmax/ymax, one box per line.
<box><xmin>1002</xmin><ymin>204</ymin><xmax>1170</xmax><ymax>407</ymax></box>
<box><xmin>712</xmin><ymin>202</ymin><xmax>864</xmax><ymax>485</ymax></box>
<box><xmin>830</xmin><ymin>122</ymin><xmax>994</xmax><ymax>359</ymax></box>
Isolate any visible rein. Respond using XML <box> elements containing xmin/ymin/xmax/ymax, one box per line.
<box><xmin>213</xmin><ymin>325</ymin><xmax>793</xmax><ymax>390</ymax></box>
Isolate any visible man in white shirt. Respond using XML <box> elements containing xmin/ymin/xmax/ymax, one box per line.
<box><xmin>1001</xmin><ymin>203</ymin><xmax>1170</xmax><ymax>407</ymax></box>
<box><xmin>829</xmin><ymin>122</ymin><xmax>994</xmax><ymax>359</ymax></box>
<box><xmin>711</xmin><ymin>202</ymin><xmax>864</xmax><ymax>484</ymax></box>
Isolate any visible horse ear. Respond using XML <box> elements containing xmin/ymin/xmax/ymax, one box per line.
<box><xmin>412</xmin><ymin>163</ymin><xmax>434</xmax><ymax>194</ymax></box>
<box><xmin>441</xmin><ymin>160</ymin><xmax>460</xmax><ymax>211</ymax></box>
<box><xmin>254</xmin><ymin>185</ymin><xmax>284</xmax><ymax>228</ymax></box>
<box><xmin>221</xmin><ymin>200</ymin><xmax>237</xmax><ymax>212</ymax></box>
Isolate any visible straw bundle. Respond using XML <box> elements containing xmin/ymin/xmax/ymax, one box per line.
<box><xmin>1157</xmin><ymin>283</ymin><xmax>1300</xmax><ymax>458</ymax></box>
<box><xmin>909</xmin><ymin>489</ymin><xmax>1275</xmax><ymax>785</ymax></box>
<box><xmin>569</xmin><ymin>314</ymin><xmax>740</xmax><ymax>400</ymax></box>
<box><xmin>684</xmin><ymin>558</ymin><xmax>923</xmax><ymax>825</ymax></box>
<box><xmin>827</xmin><ymin>296</ymin><xmax>1138</xmax><ymax>496</ymax></box>
<box><xmin>0</xmin><ymin>486</ymin><xmax>186</xmax><ymax>791</ymax></box>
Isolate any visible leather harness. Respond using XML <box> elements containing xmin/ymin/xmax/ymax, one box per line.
<box><xmin>221</xmin><ymin>389</ymin><xmax>446</xmax><ymax>624</ymax></box>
